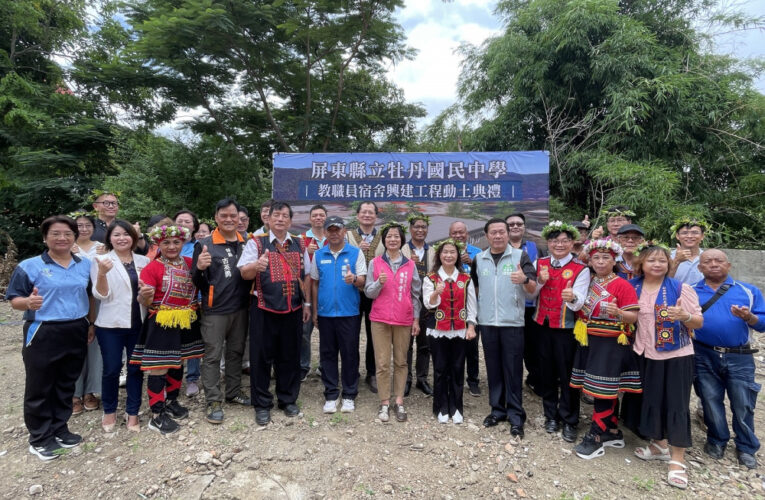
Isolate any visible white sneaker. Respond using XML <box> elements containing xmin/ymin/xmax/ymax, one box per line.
<box><xmin>452</xmin><ymin>410</ymin><xmax>463</xmax><ymax>424</ymax></box>
<box><xmin>437</xmin><ymin>413</ymin><xmax>449</xmax><ymax>424</ymax></box>
<box><xmin>323</xmin><ymin>400</ymin><xmax>337</xmax><ymax>414</ymax></box>
<box><xmin>340</xmin><ymin>399</ymin><xmax>355</xmax><ymax>413</ymax></box>
<box><xmin>118</xmin><ymin>368</ymin><xmax>127</xmax><ymax>388</ymax></box>
<box><xmin>378</xmin><ymin>404</ymin><xmax>390</xmax><ymax>422</ymax></box>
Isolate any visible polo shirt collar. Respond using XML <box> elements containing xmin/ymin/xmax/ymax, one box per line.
<box><xmin>42</xmin><ymin>249</ymin><xmax>81</xmax><ymax>265</ymax></box>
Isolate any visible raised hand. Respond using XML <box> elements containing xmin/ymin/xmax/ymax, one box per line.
<box><xmin>343</xmin><ymin>266</ymin><xmax>355</xmax><ymax>284</ymax></box>
<box><xmin>460</xmin><ymin>252</ymin><xmax>472</xmax><ymax>265</ymax></box>
<box><xmin>138</xmin><ymin>280</ymin><xmax>155</xmax><ymax>303</ymax></box>
<box><xmin>28</xmin><ymin>287</ymin><xmax>43</xmax><ymax>311</ymax></box>
<box><xmin>307</xmin><ymin>240</ymin><xmax>319</xmax><ymax>255</ymax></box>
<box><xmin>510</xmin><ymin>267</ymin><xmax>526</xmax><ymax>284</ymax></box>
<box><xmin>581</xmin><ymin>214</ymin><xmax>591</xmax><ymax>229</ymax></box>
<box><xmin>538</xmin><ymin>265</ymin><xmax>550</xmax><ymax>285</ymax></box>
<box><xmin>133</xmin><ymin>222</ymin><xmax>141</xmax><ymax>235</ymax></box>
<box><xmin>435</xmin><ymin>280</ymin><xmax>446</xmax><ymax>295</ymax></box>
<box><xmin>674</xmin><ymin>245</ymin><xmax>691</xmax><ymax>264</ymax></box>
<box><xmin>96</xmin><ymin>256</ymin><xmax>114</xmax><ymax>276</ymax></box>
<box><xmin>667</xmin><ymin>302</ymin><xmax>688</xmax><ymax>322</ymax></box>
<box><xmin>255</xmin><ymin>249</ymin><xmax>270</xmax><ymax>273</ymax></box>
<box><xmin>96</xmin><ymin>244</ymin><xmax>108</xmax><ymax>255</ymax></box>
<box><xmin>360</xmin><ymin>241</ymin><xmax>371</xmax><ymax>252</ymax></box>
<box><xmin>378</xmin><ymin>271</ymin><xmax>387</xmax><ymax>284</ymax></box>
<box><xmin>561</xmin><ymin>280</ymin><xmax>575</xmax><ymax>303</ymax></box>
<box><xmin>591</xmin><ymin>226</ymin><xmax>604</xmax><ymax>239</ymax></box>
<box><xmin>196</xmin><ymin>245</ymin><xmax>212</xmax><ymax>270</ymax></box>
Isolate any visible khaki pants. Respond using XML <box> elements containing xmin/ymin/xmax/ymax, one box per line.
<box><xmin>371</xmin><ymin>321</ymin><xmax>411</xmax><ymax>402</ymax></box>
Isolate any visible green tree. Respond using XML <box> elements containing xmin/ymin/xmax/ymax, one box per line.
<box><xmin>443</xmin><ymin>0</ymin><xmax>764</xmax><ymax>247</ymax></box>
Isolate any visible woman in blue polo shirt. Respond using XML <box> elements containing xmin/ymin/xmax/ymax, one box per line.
<box><xmin>7</xmin><ymin>215</ymin><xmax>94</xmax><ymax>461</ymax></box>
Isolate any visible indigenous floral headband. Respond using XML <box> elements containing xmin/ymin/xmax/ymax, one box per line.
<box><xmin>148</xmin><ymin>225</ymin><xmax>191</xmax><ymax>244</ymax></box>
<box><xmin>541</xmin><ymin>220</ymin><xmax>580</xmax><ymax>240</ymax></box>
<box><xmin>406</xmin><ymin>213</ymin><xmax>431</xmax><ymax>226</ymax></box>
<box><xmin>67</xmin><ymin>210</ymin><xmax>96</xmax><ymax>219</ymax></box>
<box><xmin>633</xmin><ymin>240</ymin><xmax>670</xmax><ymax>257</ymax></box>
<box><xmin>582</xmin><ymin>239</ymin><xmax>623</xmax><ymax>258</ymax></box>
<box><xmin>604</xmin><ymin>207</ymin><xmax>636</xmax><ymax>218</ymax></box>
<box><xmin>433</xmin><ymin>237</ymin><xmax>465</xmax><ymax>254</ymax></box>
<box><xmin>670</xmin><ymin>217</ymin><xmax>711</xmax><ymax>236</ymax></box>
<box><xmin>379</xmin><ymin>221</ymin><xmax>407</xmax><ymax>235</ymax></box>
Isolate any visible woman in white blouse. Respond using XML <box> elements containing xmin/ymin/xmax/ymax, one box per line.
<box><xmin>422</xmin><ymin>239</ymin><xmax>477</xmax><ymax>424</ymax></box>
<box><xmin>91</xmin><ymin>220</ymin><xmax>150</xmax><ymax>432</ymax></box>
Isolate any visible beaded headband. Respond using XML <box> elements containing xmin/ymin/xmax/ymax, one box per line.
<box><xmin>148</xmin><ymin>225</ymin><xmax>191</xmax><ymax>244</ymax></box>
<box><xmin>582</xmin><ymin>238</ymin><xmax>623</xmax><ymax>258</ymax></box>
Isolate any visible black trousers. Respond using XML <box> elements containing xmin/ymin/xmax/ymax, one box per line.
<box><xmin>249</xmin><ymin>307</ymin><xmax>302</xmax><ymax>410</ymax></box>
<box><xmin>318</xmin><ymin>315</ymin><xmax>361</xmax><ymax>400</ymax></box>
<box><xmin>538</xmin><ymin>323</ymin><xmax>580</xmax><ymax>425</ymax></box>
<box><xmin>522</xmin><ymin>307</ymin><xmax>541</xmax><ymax>388</ymax></box>
<box><xmin>23</xmin><ymin>319</ymin><xmax>88</xmax><ymax>446</ymax></box>
<box><xmin>429</xmin><ymin>335</ymin><xmax>467</xmax><ymax>417</ymax></box>
<box><xmin>359</xmin><ymin>294</ymin><xmax>375</xmax><ymax>377</ymax></box>
<box><xmin>481</xmin><ymin>325</ymin><xmax>526</xmax><ymax>426</ymax></box>
<box><xmin>407</xmin><ymin>315</ymin><xmax>431</xmax><ymax>384</ymax></box>
<box><xmin>465</xmin><ymin>326</ymin><xmax>481</xmax><ymax>387</ymax></box>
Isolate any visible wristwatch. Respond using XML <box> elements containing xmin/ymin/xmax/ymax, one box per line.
<box><xmin>523</xmin><ymin>277</ymin><xmax>530</xmax><ymax>284</ymax></box>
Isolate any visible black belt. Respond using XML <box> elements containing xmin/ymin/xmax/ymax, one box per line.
<box><xmin>694</xmin><ymin>339</ymin><xmax>759</xmax><ymax>355</ymax></box>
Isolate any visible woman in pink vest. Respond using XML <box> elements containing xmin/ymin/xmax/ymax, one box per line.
<box><xmin>364</xmin><ymin>222</ymin><xmax>421</xmax><ymax>423</ymax></box>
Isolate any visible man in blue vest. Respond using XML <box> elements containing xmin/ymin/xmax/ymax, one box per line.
<box><xmin>310</xmin><ymin>216</ymin><xmax>367</xmax><ymax>414</ymax></box>
<box><xmin>506</xmin><ymin>212</ymin><xmax>545</xmax><ymax>396</ymax></box>
<box><xmin>693</xmin><ymin>249</ymin><xmax>765</xmax><ymax>469</ymax></box>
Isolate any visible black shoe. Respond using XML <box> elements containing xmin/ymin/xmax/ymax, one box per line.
<box><xmin>562</xmin><ymin>423</ymin><xmax>578</xmax><ymax>443</ymax></box>
<box><xmin>206</xmin><ymin>402</ymin><xmax>224</xmax><ymax>424</ymax></box>
<box><xmin>483</xmin><ymin>414</ymin><xmax>506</xmax><ymax>427</ymax></box>
<box><xmin>416</xmin><ymin>380</ymin><xmax>433</xmax><ymax>397</ymax></box>
<box><xmin>600</xmin><ymin>429</ymin><xmax>625</xmax><ymax>449</ymax></box>
<box><xmin>226</xmin><ymin>393</ymin><xmax>252</xmax><ymax>406</ymax></box>
<box><xmin>165</xmin><ymin>399</ymin><xmax>189</xmax><ymax>419</ymax></box>
<box><xmin>575</xmin><ymin>433</ymin><xmax>605</xmax><ymax>460</ymax></box>
<box><xmin>581</xmin><ymin>393</ymin><xmax>595</xmax><ymax>405</ymax></box>
<box><xmin>404</xmin><ymin>379</ymin><xmax>412</xmax><ymax>397</ymax></box>
<box><xmin>510</xmin><ymin>425</ymin><xmax>525</xmax><ymax>439</ymax></box>
<box><xmin>255</xmin><ymin>408</ymin><xmax>271</xmax><ymax>426</ymax></box>
<box><xmin>29</xmin><ymin>439</ymin><xmax>63</xmax><ymax>461</ymax></box>
<box><xmin>54</xmin><ymin>430</ymin><xmax>82</xmax><ymax>448</ymax></box>
<box><xmin>468</xmin><ymin>384</ymin><xmax>481</xmax><ymax>397</ymax></box>
<box><xmin>737</xmin><ymin>450</ymin><xmax>758</xmax><ymax>469</ymax></box>
<box><xmin>148</xmin><ymin>411</ymin><xmax>180</xmax><ymax>435</ymax></box>
<box><xmin>366</xmin><ymin>375</ymin><xmax>378</xmax><ymax>394</ymax></box>
<box><xmin>704</xmin><ymin>442</ymin><xmax>726</xmax><ymax>460</ymax></box>
<box><xmin>282</xmin><ymin>403</ymin><xmax>300</xmax><ymax>417</ymax></box>
<box><xmin>544</xmin><ymin>418</ymin><xmax>560</xmax><ymax>433</ymax></box>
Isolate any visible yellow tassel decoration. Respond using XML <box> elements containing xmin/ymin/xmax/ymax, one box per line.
<box><xmin>155</xmin><ymin>308</ymin><xmax>197</xmax><ymax>329</ymax></box>
<box><xmin>617</xmin><ymin>333</ymin><xmax>629</xmax><ymax>345</ymax></box>
<box><xmin>574</xmin><ymin>320</ymin><xmax>588</xmax><ymax>346</ymax></box>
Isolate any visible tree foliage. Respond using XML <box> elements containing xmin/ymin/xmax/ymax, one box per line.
<box><xmin>431</xmin><ymin>0</ymin><xmax>764</xmax><ymax>247</ymax></box>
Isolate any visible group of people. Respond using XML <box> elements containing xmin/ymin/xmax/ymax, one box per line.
<box><xmin>6</xmin><ymin>194</ymin><xmax>765</xmax><ymax>492</ymax></box>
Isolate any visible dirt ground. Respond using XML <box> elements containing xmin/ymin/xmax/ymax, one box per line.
<box><xmin>1</xmin><ymin>301</ymin><xmax>764</xmax><ymax>499</ymax></box>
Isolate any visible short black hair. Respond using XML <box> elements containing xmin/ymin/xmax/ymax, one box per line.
<box><xmin>147</xmin><ymin>214</ymin><xmax>168</xmax><ymax>228</ymax></box>
<box><xmin>269</xmin><ymin>201</ymin><xmax>293</xmax><ymax>218</ymax></box>
<box><xmin>381</xmin><ymin>224</ymin><xmax>406</xmax><ymax>246</ymax></box>
<box><xmin>357</xmin><ymin>201</ymin><xmax>379</xmax><ymax>215</ymax></box>
<box><xmin>238</xmin><ymin>206</ymin><xmax>249</xmax><ymax>216</ymax></box>
<box><xmin>505</xmin><ymin>212</ymin><xmax>526</xmax><ymax>222</ymax></box>
<box><xmin>309</xmin><ymin>204</ymin><xmax>327</xmax><ymax>215</ymax></box>
<box><xmin>215</xmin><ymin>198</ymin><xmax>241</xmax><ymax>214</ymax></box>
<box><xmin>174</xmin><ymin>209</ymin><xmax>200</xmax><ymax>234</ymax></box>
<box><xmin>545</xmin><ymin>230</ymin><xmax>576</xmax><ymax>240</ymax></box>
<box><xmin>41</xmin><ymin>215</ymin><xmax>78</xmax><ymax>239</ymax></box>
<box><xmin>260</xmin><ymin>199</ymin><xmax>274</xmax><ymax>210</ymax></box>
<box><xmin>105</xmin><ymin>219</ymin><xmax>139</xmax><ymax>251</ymax></box>
<box><xmin>484</xmin><ymin>218</ymin><xmax>509</xmax><ymax>234</ymax></box>
<box><xmin>74</xmin><ymin>213</ymin><xmax>96</xmax><ymax>228</ymax></box>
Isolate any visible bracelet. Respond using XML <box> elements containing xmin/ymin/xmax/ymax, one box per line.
<box><xmin>683</xmin><ymin>312</ymin><xmax>692</xmax><ymax>323</ymax></box>
<box><xmin>303</xmin><ymin>302</ymin><xmax>312</xmax><ymax>307</ymax></box>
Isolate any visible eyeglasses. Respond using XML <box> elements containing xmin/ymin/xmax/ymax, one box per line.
<box><xmin>678</xmin><ymin>230</ymin><xmax>702</xmax><ymax>236</ymax></box>
<box><xmin>412</xmin><ymin>225</ymin><xmax>428</xmax><ymax>230</ymax></box>
<box><xmin>76</xmin><ymin>224</ymin><xmax>93</xmax><ymax>229</ymax></box>
<box><xmin>507</xmin><ymin>222</ymin><xmax>525</xmax><ymax>227</ymax></box>
<box><xmin>549</xmin><ymin>238</ymin><xmax>572</xmax><ymax>245</ymax></box>
<box><xmin>619</xmin><ymin>235</ymin><xmax>642</xmax><ymax>241</ymax></box>
<box><xmin>96</xmin><ymin>201</ymin><xmax>119</xmax><ymax>207</ymax></box>
<box><xmin>48</xmin><ymin>232</ymin><xmax>75</xmax><ymax>238</ymax></box>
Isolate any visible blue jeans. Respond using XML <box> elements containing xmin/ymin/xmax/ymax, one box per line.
<box><xmin>96</xmin><ymin>326</ymin><xmax>144</xmax><ymax>415</ymax></box>
<box><xmin>186</xmin><ymin>358</ymin><xmax>200</xmax><ymax>382</ymax></box>
<box><xmin>695</xmin><ymin>344</ymin><xmax>761</xmax><ymax>454</ymax></box>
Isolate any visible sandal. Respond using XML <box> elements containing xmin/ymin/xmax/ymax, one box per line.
<box><xmin>634</xmin><ymin>440</ymin><xmax>671</xmax><ymax>461</ymax></box>
<box><xmin>667</xmin><ymin>460</ymin><xmax>688</xmax><ymax>489</ymax></box>
<box><xmin>101</xmin><ymin>414</ymin><xmax>116</xmax><ymax>433</ymax></box>
<box><xmin>126</xmin><ymin>414</ymin><xmax>141</xmax><ymax>433</ymax></box>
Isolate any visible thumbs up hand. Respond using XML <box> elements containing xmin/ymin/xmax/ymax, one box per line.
<box><xmin>27</xmin><ymin>287</ymin><xmax>43</xmax><ymax>310</ymax></box>
<box><xmin>96</xmin><ymin>256</ymin><xmax>114</xmax><ymax>276</ymax></box>
<box><xmin>581</xmin><ymin>215</ymin><xmax>591</xmax><ymax>229</ymax></box>
<box><xmin>538</xmin><ymin>265</ymin><xmax>550</xmax><ymax>285</ymax></box>
<box><xmin>510</xmin><ymin>267</ymin><xmax>526</xmax><ymax>284</ymax></box>
<box><xmin>307</xmin><ymin>240</ymin><xmax>319</xmax><ymax>255</ymax></box>
<box><xmin>138</xmin><ymin>280</ymin><xmax>155</xmax><ymax>303</ymax></box>
<box><xmin>674</xmin><ymin>245</ymin><xmax>691</xmax><ymax>264</ymax></box>
<box><xmin>434</xmin><ymin>280</ymin><xmax>446</xmax><ymax>295</ymax></box>
<box><xmin>197</xmin><ymin>245</ymin><xmax>212</xmax><ymax>270</ymax></box>
<box><xmin>561</xmin><ymin>280</ymin><xmax>575</xmax><ymax>303</ymax></box>
<box><xmin>667</xmin><ymin>302</ymin><xmax>688</xmax><ymax>322</ymax></box>
<box><xmin>378</xmin><ymin>271</ymin><xmax>387</xmax><ymax>284</ymax></box>
<box><xmin>255</xmin><ymin>249</ymin><xmax>270</xmax><ymax>273</ymax></box>
<box><xmin>591</xmin><ymin>226</ymin><xmax>604</xmax><ymax>239</ymax></box>
<box><xmin>344</xmin><ymin>266</ymin><xmax>355</xmax><ymax>284</ymax></box>
<box><xmin>602</xmin><ymin>300</ymin><xmax>620</xmax><ymax>317</ymax></box>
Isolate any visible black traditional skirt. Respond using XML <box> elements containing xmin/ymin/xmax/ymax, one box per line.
<box><xmin>570</xmin><ymin>335</ymin><xmax>642</xmax><ymax>399</ymax></box>
<box><xmin>129</xmin><ymin>315</ymin><xmax>203</xmax><ymax>370</ymax></box>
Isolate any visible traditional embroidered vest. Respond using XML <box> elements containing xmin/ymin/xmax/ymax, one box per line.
<box><xmin>616</xmin><ymin>260</ymin><xmax>635</xmax><ymax>280</ymax></box>
<box><xmin>349</xmin><ymin>229</ymin><xmax>383</xmax><ymax>265</ymax></box>
<box><xmin>631</xmin><ymin>276</ymin><xmax>690</xmax><ymax>351</ymax></box>
<box><xmin>369</xmin><ymin>256</ymin><xmax>415</xmax><ymax>326</ymax></box>
<box><xmin>253</xmin><ymin>234</ymin><xmax>305</xmax><ymax>313</ymax></box>
<box><xmin>533</xmin><ymin>256</ymin><xmax>586</xmax><ymax>329</ymax></box>
<box><xmin>426</xmin><ymin>272</ymin><xmax>470</xmax><ymax>331</ymax></box>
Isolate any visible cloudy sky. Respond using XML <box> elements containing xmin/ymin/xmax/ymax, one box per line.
<box><xmin>389</xmin><ymin>0</ymin><xmax>765</xmax><ymax>126</ymax></box>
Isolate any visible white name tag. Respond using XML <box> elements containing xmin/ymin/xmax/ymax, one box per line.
<box><xmin>320</xmin><ymin>259</ymin><xmax>332</xmax><ymax>264</ymax></box>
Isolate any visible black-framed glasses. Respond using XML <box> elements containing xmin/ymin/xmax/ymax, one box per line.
<box><xmin>96</xmin><ymin>201</ymin><xmax>119</xmax><ymax>207</ymax></box>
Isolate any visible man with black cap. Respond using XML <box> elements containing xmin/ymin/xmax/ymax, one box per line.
<box><xmin>615</xmin><ymin>224</ymin><xmax>645</xmax><ymax>280</ymax></box>
<box><xmin>310</xmin><ymin>216</ymin><xmax>367</xmax><ymax>414</ymax></box>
